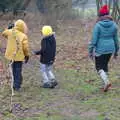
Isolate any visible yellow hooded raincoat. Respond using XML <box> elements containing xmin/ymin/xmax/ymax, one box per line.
<box><xmin>2</xmin><ymin>19</ymin><xmax>29</xmax><ymax>61</ymax></box>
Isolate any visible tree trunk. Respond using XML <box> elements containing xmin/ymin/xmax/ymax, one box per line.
<box><xmin>96</xmin><ymin>0</ymin><xmax>120</xmax><ymax>23</ymax></box>
<box><xmin>38</xmin><ymin>0</ymin><xmax>72</xmax><ymax>28</ymax></box>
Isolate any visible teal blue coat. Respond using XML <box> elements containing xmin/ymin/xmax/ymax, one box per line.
<box><xmin>89</xmin><ymin>20</ymin><xmax>119</xmax><ymax>55</ymax></box>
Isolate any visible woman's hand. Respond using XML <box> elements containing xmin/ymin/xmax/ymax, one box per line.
<box><xmin>114</xmin><ymin>53</ymin><xmax>118</xmax><ymax>59</ymax></box>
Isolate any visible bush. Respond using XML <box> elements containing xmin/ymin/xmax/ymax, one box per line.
<box><xmin>0</xmin><ymin>0</ymin><xmax>24</xmax><ymax>12</ymax></box>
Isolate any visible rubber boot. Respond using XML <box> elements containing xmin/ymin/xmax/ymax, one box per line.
<box><xmin>98</xmin><ymin>69</ymin><xmax>111</xmax><ymax>92</ymax></box>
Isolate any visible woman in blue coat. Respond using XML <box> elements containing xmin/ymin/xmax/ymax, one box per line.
<box><xmin>89</xmin><ymin>5</ymin><xmax>119</xmax><ymax>92</ymax></box>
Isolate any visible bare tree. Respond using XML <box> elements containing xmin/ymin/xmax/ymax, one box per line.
<box><xmin>96</xmin><ymin>0</ymin><xmax>120</xmax><ymax>23</ymax></box>
<box><xmin>36</xmin><ymin>0</ymin><xmax>72</xmax><ymax>28</ymax></box>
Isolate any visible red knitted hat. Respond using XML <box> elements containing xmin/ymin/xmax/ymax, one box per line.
<box><xmin>99</xmin><ymin>5</ymin><xmax>109</xmax><ymax>16</ymax></box>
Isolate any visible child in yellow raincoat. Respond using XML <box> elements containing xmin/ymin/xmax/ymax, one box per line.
<box><xmin>2</xmin><ymin>19</ymin><xmax>29</xmax><ymax>91</ymax></box>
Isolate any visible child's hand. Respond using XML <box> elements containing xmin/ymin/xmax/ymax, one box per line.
<box><xmin>31</xmin><ymin>50</ymin><xmax>41</xmax><ymax>55</ymax></box>
<box><xmin>8</xmin><ymin>23</ymin><xmax>14</xmax><ymax>29</ymax></box>
<box><xmin>24</xmin><ymin>56</ymin><xmax>29</xmax><ymax>64</ymax></box>
<box><xmin>31</xmin><ymin>51</ymin><xmax>36</xmax><ymax>55</ymax></box>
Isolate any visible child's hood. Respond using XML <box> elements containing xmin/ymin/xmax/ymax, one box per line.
<box><xmin>14</xmin><ymin>19</ymin><xmax>28</xmax><ymax>33</ymax></box>
<box><xmin>43</xmin><ymin>33</ymin><xmax>55</xmax><ymax>39</ymax></box>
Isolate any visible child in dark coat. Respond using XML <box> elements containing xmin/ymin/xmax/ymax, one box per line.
<box><xmin>33</xmin><ymin>26</ymin><xmax>57</xmax><ymax>88</ymax></box>
<box><xmin>89</xmin><ymin>5</ymin><xmax>119</xmax><ymax>92</ymax></box>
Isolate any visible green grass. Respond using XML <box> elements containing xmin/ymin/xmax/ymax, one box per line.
<box><xmin>0</xmin><ymin>62</ymin><xmax>120</xmax><ymax>120</ymax></box>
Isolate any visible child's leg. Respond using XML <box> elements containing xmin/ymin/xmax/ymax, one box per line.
<box><xmin>46</xmin><ymin>64</ymin><xmax>55</xmax><ymax>80</ymax></box>
<box><xmin>47</xmin><ymin>65</ymin><xmax>58</xmax><ymax>88</ymax></box>
<box><xmin>40</xmin><ymin>64</ymin><xmax>50</xmax><ymax>84</ymax></box>
<box><xmin>40</xmin><ymin>64</ymin><xmax>56</xmax><ymax>88</ymax></box>
<box><xmin>46</xmin><ymin>64</ymin><xmax>58</xmax><ymax>87</ymax></box>
<box><xmin>12</xmin><ymin>61</ymin><xmax>23</xmax><ymax>90</ymax></box>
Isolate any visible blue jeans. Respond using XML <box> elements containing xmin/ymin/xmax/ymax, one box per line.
<box><xmin>12</xmin><ymin>61</ymin><xmax>23</xmax><ymax>89</ymax></box>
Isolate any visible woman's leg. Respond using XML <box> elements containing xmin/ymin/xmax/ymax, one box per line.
<box><xmin>95</xmin><ymin>55</ymin><xmax>111</xmax><ymax>91</ymax></box>
<box><xmin>103</xmin><ymin>54</ymin><xmax>112</xmax><ymax>73</ymax></box>
<box><xmin>95</xmin><ymin>55</ymin><xmax>103</xmax><ymax>72</ymax></box>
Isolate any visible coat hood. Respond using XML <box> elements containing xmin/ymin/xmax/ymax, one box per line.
<box><xmin>15</xmin><ymin>19</ymin><xmax>28</xmax><ymax>33</ymax></box>
<box><xmin>98</xmin><ymin>20</ymin><xmax>114</xmax><ymax>28</ymax></box>
<box><xmin>42</xmin><ymin>26</ymin><xmax>54</xmax><ymax>36</ymax></box>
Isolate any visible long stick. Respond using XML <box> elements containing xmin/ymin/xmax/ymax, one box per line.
<box><xmin>9</xmin><ymin>61</ymin><xmax>14</xmax><ymax>112</ymax></box>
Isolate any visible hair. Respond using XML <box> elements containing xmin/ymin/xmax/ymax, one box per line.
<box><xmin>98</xmin><ymin>12</ymin><xmax>109</xmax><ymax>17</ymax></box>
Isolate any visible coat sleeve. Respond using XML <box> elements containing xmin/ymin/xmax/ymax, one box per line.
<box><xmin>34</xmin><ymin>50</ymin><xmax>41</xmax><ymax>55</ymax></box>
<box><xmin>88</xmin><ymin>24</ymin><xmax>100</xmax><ymax>54</ymax></box>
<box><xmin>113</xmin><ymin>24</ymin><xmax>119</xmax><ymax>54</ymax></box>
<box><xmin>22</xmin><ymin>35</ymin><xmax>29</xmax><ymax>57</ymax></box>
<box><xmin>2</xmin><ymin>29</ymin><xmax>10</xmax><ymax>38</ymax></box>
<box><xmin>34</xmin><ymin>38</ymin><xmax>46</xmax><ymax>55</ymax></box>
<box><xmin>1</xmin><ymin>29</ymin><xmax>10</xmax><ymax>49</ymax></box>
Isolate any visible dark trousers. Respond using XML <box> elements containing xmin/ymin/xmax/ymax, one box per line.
<box><xmin>12</xmin><ymin>61</ymin><xmax>23</xmax><ymax>89</ymax></box>
<box><xmin>95</xmin><ymin>54</ymin><xmax>112</xmax><ymax>72</ymax></box>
